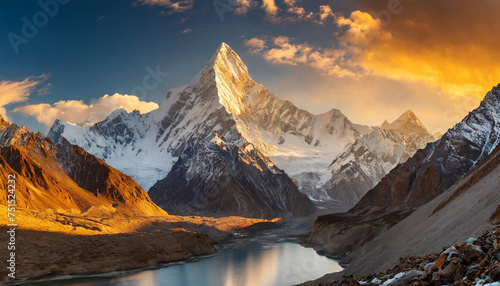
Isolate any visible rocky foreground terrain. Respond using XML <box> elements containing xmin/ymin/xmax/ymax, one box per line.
<box><xmin>312</xmin><ymin>227</ymin><xmax>500</xmax><ymax>286</ymax></box>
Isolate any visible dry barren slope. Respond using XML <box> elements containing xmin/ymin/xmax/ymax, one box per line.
<box><xmin>341</xmin><ymin>143</ymin><xmax>500</xmax><ymax>276</ymax></box>
<box><xmin>0</xmin><ymin>117</ymin><xmax>165</xmax><ymax>217</ymax></box>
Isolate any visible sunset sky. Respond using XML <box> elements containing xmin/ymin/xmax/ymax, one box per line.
<box><xmin>1</xmin><ymin>0</ymin><xmax>499</xmax><ymax>134</ymax></box>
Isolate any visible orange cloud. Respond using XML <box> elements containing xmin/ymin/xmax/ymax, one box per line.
<box><xmin>14</xmin><ymin>93</ymin><xmax>159</xmax><ymax>126</ymax></box>
<box><xmin>250</xmin><ymin>3</ymin><xmax>500</xmax><ymax>104</ymax></box>
<box><xmin>245</xmin><ymin>3</ymin><xmax>500</xmax><ymax>133</ymax></box>
<box><xmin>336</xmin><ymin>10</ymin><xmax>392</xmax><ymax>48</ymax></box>
<box><xmin>318</xmin><ymin>5</ymin><xmax>334</xmax><ymax>22</ymax></box>
<box><xmin>353</xmin><ymin>0</ymin><xmax>500</xmax><ymax>100</ymax></box>
<box><xmin>228</xmin><ymin>1</ymin><xmax>333</xmax><ymax>24</ymax></box>
<box><xmin>261</xmin><ymin>0</ymin><xmax>280</xmax><ymax>22</ymax></box>
<box><xmin>231</xmin><ymin>0</ymin><xmax>257</xmax><ymax>15</ymax></box>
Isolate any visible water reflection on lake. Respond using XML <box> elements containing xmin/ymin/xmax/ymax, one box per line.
<box><xmin>34</xmin><ymin>241</ymin><xmax>342</xmax><ymax>286</ymax></box>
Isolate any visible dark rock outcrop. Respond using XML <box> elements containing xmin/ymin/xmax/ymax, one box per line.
<box><xmin>149</xmin><ymin>134</ymin><xmax>316</xmax><ymax>218</ymax></box>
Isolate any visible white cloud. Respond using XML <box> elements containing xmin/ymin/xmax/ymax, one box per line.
<box><xmin>0</xmin><ymin>75</ymin><xmax>49</xmax><ymax>120</ymax></box>
<box><xmin>180</xmin><ymin>28</ymin><xmax>192</xmax><ymax>34</ymax></box>
<box><xmin>14</xmin><ymin>93</ymin><xmax>159</xmax><ymax>127</ymax></box>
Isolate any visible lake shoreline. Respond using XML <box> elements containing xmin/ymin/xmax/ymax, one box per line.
<box><xmin>17</xmin><ymin>238</ymin><xmax>342</xmax><ymax>286</ymax></box>
<box><xmin>0</xmin><ymin>227</ymin><xmax>217</xmax><ymax>285</ymax></box>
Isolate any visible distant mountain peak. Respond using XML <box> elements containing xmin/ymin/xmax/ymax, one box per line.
<box><xmin>392</xmin><ymin>110</ymin><xmax>420</xmax><ymax>125</ymax></box>
<box><xmin>400</xmin><ymin>109</ymin><xmax>418</xmax><ymax>119</ymax></box>
<box><xmin>381</xmin><ymin>110</ymin><xmax>429</xmax><ymax>136</ymax></box>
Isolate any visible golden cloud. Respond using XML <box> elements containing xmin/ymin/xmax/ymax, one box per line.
<box><xmin>354</xmin><ymin>0</ymin><xmax>500</xmax><ymax>99</ymax></box>
<box><xmin>244</xmin><ymin>2</ymin><xmax>500</xmax><ymax>132</ymax></box>
<box><xmin>244</xmin><ymin>38</ymin><xmax>266</xmax><ymax>54</ymax></box>
<box><xmin>250</xmin><ymin>1</ymin><xmax>500</xmax><ymax>103</ymax></box>
<box><xmin>247</xmin><ymin>36</ymin><xmax>356</xmax><ymax>77</ymax></box>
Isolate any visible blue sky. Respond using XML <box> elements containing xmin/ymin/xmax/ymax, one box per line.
<box><xmin>1</xmin><ymin>0</ymin><xmax>499</xmax><ymax>134</ymax></box>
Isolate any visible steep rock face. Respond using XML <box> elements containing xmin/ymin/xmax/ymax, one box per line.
<box><xmin>0</xmin><ymin>116</ymin><xmax>165</xmax><ymax>216</ymax></box>
<box><xmin>309</xmin><ymin>84</ymin><xmax>500</xmax><ymax>256</ymax></box>
<box><xmin>149</xmin><ymin>134</ymin><xmax>315</xmax><ymax>218</ymax></box>
<box><xmin>54</xmin><ymin>137</ymin><xmax>158</xmax><ymax>210</ymax></box>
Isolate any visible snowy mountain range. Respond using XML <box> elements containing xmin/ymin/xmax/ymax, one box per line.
<box><xmin>323</xmin><ymin>111</ymin><xmax>435</xmax><ymax>205</ymax></box>
<box><xmin>48</xmin><ymin>43</ymin><xmax>436</xmax><ymax>212</ymax></box>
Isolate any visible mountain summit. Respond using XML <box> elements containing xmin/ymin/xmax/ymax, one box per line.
<box><xmin>326</xmin><ymin>110</ymin><xmax>434</xmax><ymax>206</ymax></box>
<box><xmin>381</xmin><ymin>110</ymin><xmax>430</xmax><ymax>136</ymax></box>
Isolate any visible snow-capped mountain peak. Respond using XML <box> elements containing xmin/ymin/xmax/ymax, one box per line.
<box><xmin>212</xmin><ymin>42</ymin><xmax>251</xmax><ymax>82</ymax></box>
<box><xmin>381</xmin><ymin>110</ymin><xmax>429</xmax><ymax>136</ymax></box>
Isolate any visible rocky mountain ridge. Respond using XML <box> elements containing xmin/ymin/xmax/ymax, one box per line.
<box><xmin>0</xmin><ymin>115</ymin><xmax>165</xmax><ymax>216</ymax></box>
